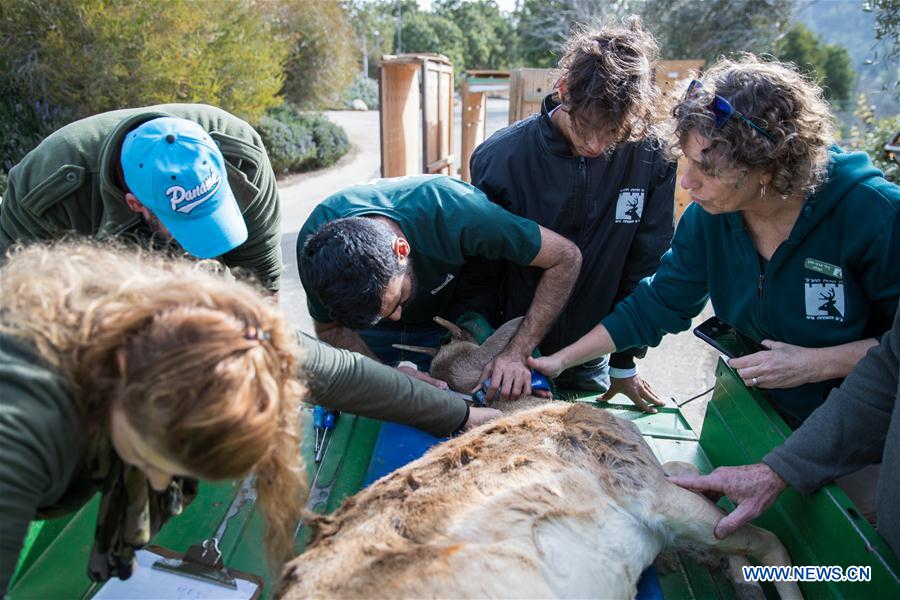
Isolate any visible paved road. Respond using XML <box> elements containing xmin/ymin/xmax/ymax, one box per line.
<box><xmin>277</xmin><ymin>108</ymin><xmax>718</xmax><ymax>430</ymax></box>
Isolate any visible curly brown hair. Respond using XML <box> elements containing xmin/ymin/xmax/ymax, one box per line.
<box><xmin>669</xmin><ymin>54</ymin><xmax>835</xmax><ymax>198</ymax></box>
<box><xmin>555</xmin><ymin>16</ymin><xmax>662</xmax><ymax>144</ymax></box>
<box><xmin>0</xmin><ymin>241</ymin><xmax>306</xmax><ymax>569</ymax></box>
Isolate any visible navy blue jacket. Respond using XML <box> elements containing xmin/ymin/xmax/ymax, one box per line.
<box><xmin>457</xmin><ymin>94</ymin><xmax>676</xmax><ymax>367</ymax></box>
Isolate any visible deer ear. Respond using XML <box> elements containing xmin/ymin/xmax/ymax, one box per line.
<box><xmin>392</xmin><ymin>344</ymin><xmax>438</xmax><ymax>357</ymax></box>
<box><xmin>433</xmin><ymin>316</ymin><xmax>463</xmax><ymax>338</ymax></box>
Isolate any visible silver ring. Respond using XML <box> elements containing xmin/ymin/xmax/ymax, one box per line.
<box><xmin>751</xmin><ymin>377</ymin><xmax>759</xmax><ymax>387</ymax></box>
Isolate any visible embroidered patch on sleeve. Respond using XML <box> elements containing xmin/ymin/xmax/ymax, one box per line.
<box><xmin>615</xmin><ymin>189</ymin><xmax>645</xmax><ymax>224</ymax></box>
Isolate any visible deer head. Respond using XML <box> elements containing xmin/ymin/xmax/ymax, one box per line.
<box><xmin>818</xmin><ymin>288</ymin><xmax>836</xmax><ymax>309</ymax></box>
<box><xmin>394</xmin><ymin>316</ymin><xmax>524</xmax><ymax>393</ymax></box>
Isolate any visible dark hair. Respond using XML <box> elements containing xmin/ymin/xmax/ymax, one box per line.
<box><xmin>299</xmin><ymin>217</ymin><xmax>406</xmax><ymax>328</ymax></box>
<box><xmin>669</xmin><ymin>55</ymin><xmax>834</xmax><ymax>199</ymax></box>
<box><xmin>556</xmin><ymin>16</ymin><xmax>661</xmax><ymax>144</ymax></box>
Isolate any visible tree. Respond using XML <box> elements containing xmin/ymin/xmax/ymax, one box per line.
<box><xmin>642</xmin><ymin>0</ymin><xmax>795</xmax><ymax>63</ymax></box>
<box><xmin>775</xmin><ymin>23</ymin><xmax>856</xmax><ymax>111</ymax></box>
<box><xmin>863</xmin><ymin>0</ymin><xmax>900</xmax><ymax>98</ymax></box>
<box><xmin>399</xmin><ymin>10</ymin><xmax>466</xmax><ymax>72</ymax></box>
<box><xmin>268</xmin><ymin>0</ymin><xmax>358</xmax><ymax>110</ymax></box>
<box><xmin>514</xmin><ymin>0</ymin><xmax>634</xmax><ymax>68</ymax></box>
<box><xmin>433</xmin><ymin>0</ymin><xmax>516</xmax><ymax>70</ymax></box>
<box><xmin>345</xmin><ymin>0</ymin><xmax>397</xmax><ymax>78</ymax></box>
<box><xmin>865</xmin><ymin>0</ymin><xmax>900</xmax><ymax>61</ymax></box>
<box><xmin>1</xmin><ymin>0</ymin><xmax>290</xmax><ymax>172</ymax></box>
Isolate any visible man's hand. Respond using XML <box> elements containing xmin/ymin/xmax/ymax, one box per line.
<box><xmin>396</xmin><ymin>365</ymin><xmax>448</xmax><ymax>390</ymax></box>
<box><xmin>475</xmin><ymin>349</ymin><xmax>531</xmax><ymax>402</ymax></box>
<box><xmin>669</xmin><ymin>463</ymin><xmax>788</xmax><ymax>538</ymax></box>
<box><xmin>463</xmin><ymin>407</ymin><xmax>502</xmax><ymax>431</ymax></box>
<box><xmin>599</xmin><ymin>374</ymin><xmax>665</xmax><ymax>414</ymax></box>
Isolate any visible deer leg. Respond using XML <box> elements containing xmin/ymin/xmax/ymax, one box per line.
<box><xmin>654</xmin><ymin>479</ymin><xmax>801</xmax><ymax>600</ymax></box>
<box><xmin>660</xmin><ymin>462</ymin><xmax>766</xmax><ymax>599</ymax></box>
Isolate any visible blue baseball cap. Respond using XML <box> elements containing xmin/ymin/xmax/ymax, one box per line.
<box><xmin>121</xmin><ymin>117</ymin><xmax>248</xmax><ymax>259</ymax></box>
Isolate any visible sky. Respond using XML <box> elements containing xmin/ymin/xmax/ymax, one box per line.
<box><xmin>417</xmin><ymin>0</ymin><xmax>519</xmax><ymax>14</ymax></box>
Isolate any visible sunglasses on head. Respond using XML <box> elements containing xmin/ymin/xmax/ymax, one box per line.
<box><xmin>685</xmin><ymin>79</ymin><xmax>776</xmax><ymax>143</ymax></box>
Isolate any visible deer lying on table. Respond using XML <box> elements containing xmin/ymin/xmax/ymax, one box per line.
<box><xmin>276</xmin><ymin>317</ymin><xmax>800</xmax><ymax>599</ymax></box>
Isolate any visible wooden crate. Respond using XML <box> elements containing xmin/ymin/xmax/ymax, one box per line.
<box><xmin>379</xmin><ymin>53</ymin><xmax>455</xmax><ymax>178</ymax></box>
<box><xmin>656</xmin><ymin>60</ymin><xmax>705</xmax><ymax>224</ymax></box>
<box><xmin>460</xmin><ymin>70</ymin><xmax>510</xmax><ymax>182</ymax></box>
<box><xmin>508</xmin><ymin>68</ymin><xmax>559</xmax><ymax>125</ymax></box>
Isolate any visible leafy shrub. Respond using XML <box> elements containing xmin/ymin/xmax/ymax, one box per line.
<box><xmin>0</xmin><ymin>168</ymin><xmax>7</xmax><ymax>198</ymax></box>
<box><xmin>0</xmin><ymin>94</ymin><xmax>74</xmax><ymax>175</ymax></box>
<box><xmin>848</xmin><ymin>94</ymin><xmax>900</xmax><ymax>184</ymax></box>
<box><xmin>273</xmin><ymin>0</ymin><xmax>359</xmax><ymax>110</ymax></box>
<box><xmin>258</xmin><ymin>105</ymin><xmax>350</xmax><ymax>175</ymax></box>
<box><xmin>1</xmin><ymin>0</ymin><xmax>289</xmax><ymax>125</ymax></box>
<box><xmin>342</xmin><ymin>74</ymin><xmax>380</xmax><ymax>110</ymax></box>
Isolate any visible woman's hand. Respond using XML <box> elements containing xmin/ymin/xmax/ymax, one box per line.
<box><xmin>396</xmin><ymin>365</ymin><xmax>448</xmax><ymax>390</ymax></box>
<box><xmin>463</xmin><ymin>407</ymin><xmax>502</xmax><ymax>431</ymax></box>
<box><xmin>728</xmin><ymin>340</ymin><xmax>816</xmax><ymax>389</ymax></box>
<box><xmin>526</xmin><ymin>354</ymin><xmax>566</xmax><ymax>379</ymax></box>
<box><xmin>730</xmin><ymin>338</ymin><xmax>878</xmax><ymax>389</ymax></box>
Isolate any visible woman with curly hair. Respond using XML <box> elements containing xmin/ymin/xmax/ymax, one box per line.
<box><xmin>531</xmin><ymin>55</ymin><xmax>899</xmax><ymax>428</ymax></box>
<box><xmin>0</xmin><ymin>242</ymin><xmax>306</xmax><ymax>591</ymax></box>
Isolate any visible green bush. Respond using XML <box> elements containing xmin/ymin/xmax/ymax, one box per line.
<box><xmin>1</xmin><ymin>0</ymin><xmax>289</xmax><ymax>125</ymax></box>
<box><xmin>0</xmin><ymin>94</ymin><xmax>74</xmax><ymax>174</ymax></box>
<box><xmin>0</xmin><ymin>168</ymin><xmax>8</xmax><ymax>198</ymax></box>
<box><xmin>258</xmin><ymin>105</ymin><xmax>350</xmax><ymax>175</ymax></box>
<box><xmin>274</xmin><ymin>0</ymin><xmax>359</xmax><ymax>110</ymax></box>
<box><xmin>848</xmin><ymin>95</ymin><xmax>900</xmax><ymax>184</ymax></box>
<box><xmin>342</xmin><ymin>74</ymin><xmax>380</xmax><ymax>110</ymax></box>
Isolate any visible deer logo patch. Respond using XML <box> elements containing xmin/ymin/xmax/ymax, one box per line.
<box><xmin>615</xmin><ymin>189</ymin><xmax>645</xmax><ymax>223</ymax></box>
<box><xmin>804</xmin><ymin>279</ymin><xmax>844</xmax><ymax>321</ymax></box>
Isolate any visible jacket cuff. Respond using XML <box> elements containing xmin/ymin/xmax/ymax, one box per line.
<box><xmin>452</xmin><ymin>404</ymin><xmax>471</xmax><ymax>436</ymax></box>
<box><xmin>762</xmin><ymin>451</ymin><xmax>820</xmax><ymax>496</ymax></box>
<box><xmin>601</xmin><ymin>312</ymin><xmax>638</xmax><ymax>354</ymax></box>
<box><xmin>609</xmin><ymin>352</ymin><xmax>636</xmax><ymax>370</ymax></box>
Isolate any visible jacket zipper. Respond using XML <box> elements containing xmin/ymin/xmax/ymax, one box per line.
<box><xmin>558</xmin><ymin>157</ymin><xmax>590</xmax><ymax>354</ymax></box>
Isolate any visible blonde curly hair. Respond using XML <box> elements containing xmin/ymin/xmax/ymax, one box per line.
<box><xmin>669</xmin><ymin>54</ymin><xmax>835</xmax><ymax>198</ymax></box>
<box><xmin>555</xmin><ymin>16</ymin><xmax>663</xmax><ymax>144</ymax></box>
<box><xmin>0</xmin><ymin>241</ymin><xmax>306</xmax><ymax>568</ymax></box>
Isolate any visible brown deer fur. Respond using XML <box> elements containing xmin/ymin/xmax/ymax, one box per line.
<box><xmin>276</xmin><ymin>318</ymin><xmax>800</xmax><ymax>599</ymax></box>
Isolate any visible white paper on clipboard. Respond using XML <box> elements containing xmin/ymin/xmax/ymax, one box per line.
<box><xmin>91</xmin><ymin>549</ymin><xmax>259</xmax><ymax>599</ymax></box>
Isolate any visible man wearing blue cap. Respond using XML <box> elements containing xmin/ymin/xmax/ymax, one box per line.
<box><xmin>0</xmin><ymin>104</ymin><xmax>282</xmax><ymax>290</ymax></box>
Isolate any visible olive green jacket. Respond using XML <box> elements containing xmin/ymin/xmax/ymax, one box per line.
<box><xmin>0</xmin><ymin>332</ymin><xmax>465</xmax><ymax>591</ymax></box>
<box><xmin>0</xmin><ymin>104</ymin><xmax>283</xmax><ymax>290</ymax></box>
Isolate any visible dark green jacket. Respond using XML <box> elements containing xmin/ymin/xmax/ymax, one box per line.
<box><xmin>603</xmin><ymin>148</ymin><xmax>899</xmax><ymax>423</ymax></box>
<box><xmin>0</xmin><ymin>332</ymin><xmax>465</xmax><ymax>592</ymax></box>
<box><xmin>0</xmin><ymin>104</ymin><xmax>283</xmax><ymax>290</ymax></box>
<box><xmin>298</xmin><ymin>175</ymin><xmax>542</xmax><ymax>328</ymax></box>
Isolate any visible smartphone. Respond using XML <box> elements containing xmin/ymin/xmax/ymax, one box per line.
<box><xmin>693</xmin><ymin>316</ymin><xmax>767</xmax><ymax>358</ymax></box>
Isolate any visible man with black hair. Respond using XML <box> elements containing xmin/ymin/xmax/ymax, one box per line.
<box><xmin>458</xmin><ymin>18</ymin><xmax>676</xmax><ymax>413</ymax></box>
<box><xmin>297</xmin><ymin>175</ymin><xmax>581</xmax><ymax>402</ymax></box>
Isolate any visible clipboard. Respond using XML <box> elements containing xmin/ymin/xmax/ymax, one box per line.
<box><xmin>91</xmin><ymin>545</ymin><xmax>263</xmax><ymax>599</ymax></box>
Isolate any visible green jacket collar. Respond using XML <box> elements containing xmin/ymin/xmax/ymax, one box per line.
<box><xmin>96</xmin><ymin>109</ymin><xmax>174</xmax><ymax>240</ymax></box>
